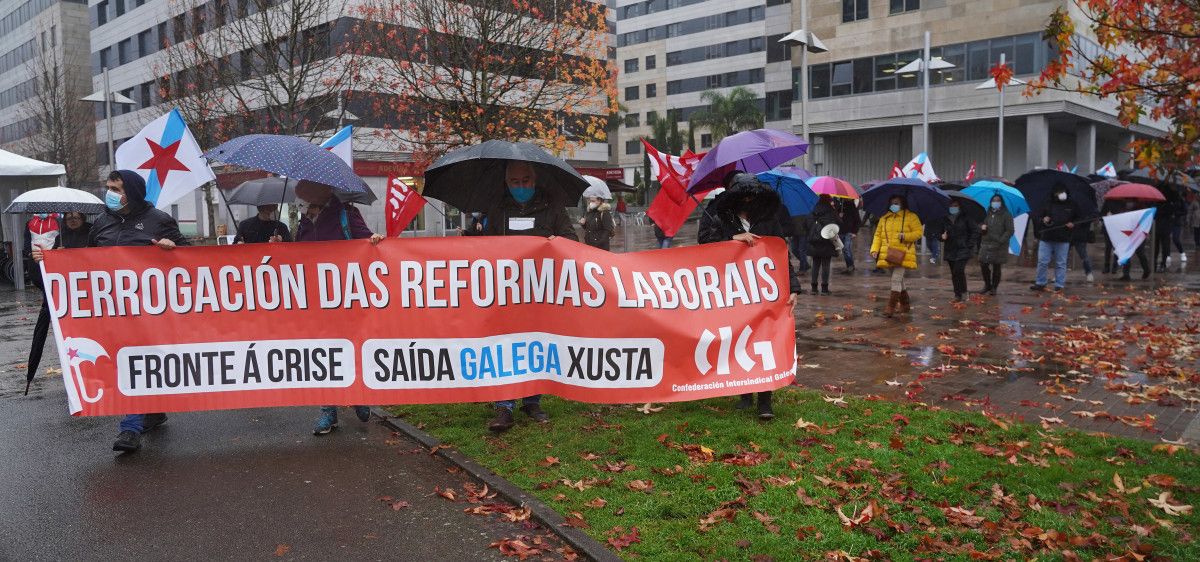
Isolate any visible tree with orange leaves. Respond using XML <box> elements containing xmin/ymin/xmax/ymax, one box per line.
<box><xmin>1028</xmin><ymin>2</ymin><xmax>1200</xmax><ymax>169</ymax></box>
<box><xmin>354</xmin><ymin>0</ymin><xmax>617</xmax><ymax>165</ymax></box>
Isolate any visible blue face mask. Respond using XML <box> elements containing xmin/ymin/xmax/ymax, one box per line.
<box><xmin>509</xmin><ymin>186</ymin><xmax>535</xmax><ymax>204</ymax></box>
<box><xmin>991</xmin><ymin>201</ymin><xmax>1001</xmax><ymax>210</ymax></box>
<box><xmin>105</xmin><ymin>190</ymin><xmax>124</xmax><ymax>210</ymax></box>
<box><xmin>889</xmin><ymin>204</ymin><xmax>901</xmax><ymax>214</ymax></box>
<box><xmin>948</xmin><ymin>206</ymin><xmax>960</xmax><ymax>216</ymax></box>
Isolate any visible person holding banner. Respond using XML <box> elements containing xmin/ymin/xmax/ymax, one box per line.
<box><xmin>33</xmin><ymin>171</ymin><xmax>189</xmax><ymax>453</ymax></box>
<box><xmin>483</xmin><ymin>161</ymin><xmax>578</xmax><ymax>432</ymax></box>
<box><xmin>977</xmin><ymin>195</ymin><xmax>1014</xmax><ymax>296</ymax></box>
<box><xmin>1030</xmin><ymin>184</ymin><xmax>1081</xmax><ymax>292</ymax></box>
<box><xmin>235</xmin><ymin>205</ymin><xmax>292</xmax><ymax>243</ymax></box>
<box><xmin>294</xmin><ymin>180</ymin><xmax>385</xmax><ymax>435</ymax></box>
<box><xmin>870</xmin><ymin>196</ymin><xmax>923</xmax><ymax>318</ymax></box>
<box><xmin>697</xmin><ymin>173</ymin><xmax>802</xmax><ymax>420</ymax></box>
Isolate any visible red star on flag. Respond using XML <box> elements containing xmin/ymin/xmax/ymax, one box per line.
<box><xmin>67</xmin><ymin>348</ymin><xmax>79</xmax><ymax>360</ymax></box>
<box><xmin>138</xmin><ymin>139</ymin><xmax>190</xmax><ymax>185</ymax></box>
<box><xmin>911</xmin><ymin>161</ymin><xmax>924</xmax><ymax>174</ymax></box>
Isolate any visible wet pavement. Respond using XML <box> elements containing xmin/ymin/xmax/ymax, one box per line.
<box><xmin>0</xmin><ymin>292</ymin><xmax>572</xmax><ymax>561</ymax></box>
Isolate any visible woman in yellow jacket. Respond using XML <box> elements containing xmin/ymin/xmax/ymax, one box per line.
<box><xmin>870</xmin><ymin>195</ymin><xmax>924</xmax><ymax>317</ymax></box>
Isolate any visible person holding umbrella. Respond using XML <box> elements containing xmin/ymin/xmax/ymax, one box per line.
<box><xmin>698</xmin><ymin>173</ymin><xmax>801</xmax><ymax>419</ymax></box>
<box><xmin>977</xmin><ymin>195</ymin><xmax>1014</xmax><ymax>295</ymax></box>
<box><xmin>33</xmin><ymin>171</ymin><xmax>189</xmax><ymax>454</ymax></box>
<box><xmin>940</xmin><ymin>199</ymin><xmax>980</xmax><ymax>302</ymax></box>
<box><xmin>807</xmin><ymin>194</ymin><xmax>839</xmax><ymax>295</ymax></box>
<box><xmin>870</xmin><ymin>196</ymin><xmax>924</xmax><ymax>317</ymax></box>
<box><xmin>1030</xmin><ymin>183</ymin><xmax>1082</xmax><ymax>292</ymax></box>
<box><xmin>579</xmin><ymin>177</ymin><xmax>615</xmax><ymax>250</ymax></box>
<box><xmin>294</xmin><ymin>180</ymin><xmax>385</xmax><ymax>435</ymax></box>
<box><xmin>235</xmin><ymin>204</ymin><xmax>292</xmax><ymax>243</ymax></box>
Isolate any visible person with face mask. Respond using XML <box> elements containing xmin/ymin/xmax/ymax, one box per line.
<box><xmin>234</xmin><ymin>204</ymin><xmax>291</xmax><ymax>244</ymax></box>
<box><xmin>1030</xmin><ymin>184</ymin><xmax>1081</xmax><ymax>292</ymax></box>
<box><xmin>977</xmin><ymin>195</ymin><xmax>1014</xmax><ymax>295</ymax></box>
<box><xmin>870</xmin><ymin>196</ymin><xmax>924</xmax><ymax>317</ymax></box>
<box><xmin>482</xmin><ymin>160</ymin><xmax>578</xmax><ymax>432</ymax></box>
<box><xmin>697</xmin><ymin>173</ymin><xmax>802</xmax><ymax>420</ymax></box>
<box><xmin>579</xmin><ymin>196</ymin><xmax>615</xmax><ymax>250</ymax></box>
<box><xmin>460</xmin><ymin>212</ymin><xmax>487</xmax><ymax>236</ymax></box>
<box><xmin>807</xmin><ymin>194</ymin><xmax>839</xmax><ymax>295</ymax></box>
<box><xmin>32</xmin><ymin>170</ymin><xmax>189</xmax><ymax>454</ymax></box>
<box><xmin>940</xmin><ymin>201</ymin><xmax>981</xmax><ymax>302</ymax></box>
<box><xmin>293</xmin><ymin>180</ymin><xmax>385</xmax><ymax>436</ymax></box>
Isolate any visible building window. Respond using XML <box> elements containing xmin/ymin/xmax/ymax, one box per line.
<box><xmin>624</xmin><ymin>58</ymin><xmax>638</xmax><ymax>73</ymax></box>
<box><xmin>117</xmin><ymin>39</ymin><xmax>131</xmax><ymax>65</ymax></box>
<box><xmin>646</xmin><ymin>110</ymin><xmax>658</xmax><ymax>123</ymax></box>
<box><xmin>50</xmin><ymin>25</ymin><xmax>56</xmax><ymax>48</ymax></box>
<box><xmin>646</xmin><ymin>83</ymin><xmax>656</xmax><ymax>98</ymax></box>
<box><xmin>115</xmin><ymin>0</ymin><xmax>125</xmax><ymax>17</ymax></box>
<box><xmin>645</xmin><ymin>55</ymin><xmax>656</xmax><ymax>70</ymax></box>
<box><xmin>842</xmin><ymin>0</ymin><xmax>868</xmax><ymax>22</ymax></box>
<box><xmin>625</xmin><ymin>140</ymin><xmax>641</xmax><ymax>155</ymax></box>
<box><xmin>97</xmin><ymin>1</ymin><xmax>108</xmax><ymax>25</ymax></box>
<box><xmin>765</xmin><ymin>89</ymin><xmax>792</xmax><ymax>121</ymax></box>
<box><xmin>136</xmin><ymin>30</ymin><xmax>151</xmax><ymax>57</ymax></box>
<box><xmin>700</xmin><ymin>133</ymin><xmax>713</xmax><ymax>148</ymax></box>
<box><xmin>624</xmin><ymin>85</ymin><xmax>639</xmax><ymax>101</ymax></box>
<box><xmin>766</xmin><ymin>33</ymin><xmax>789</xmax><ymax>63</ymax></box>
<box><xmin>140</xmin><ymin>82</ymin><xmax>152</xmax><ymax>108</ymax></box>
<box><xmin>830</xmin><ymin>61</ymin><xmax>852</xmax><ymax>96</ymax></box>
<box><xmin>625</xmin><ymin>113</ymin><xmax>639</xmax><ymax>127</ymax></box>
<box><xmin>99</xmin><ymin>47</ymin><xmax>110</xmax><ymax>70</ymax></box>
<box><xmin>895</xmin><ymin>50</ymin><xmax>919</xmax><ymax>88</ymax></box>
<box><xmin>889</xmin><ymin>0</ymin><xmax>919</xmax><ymax>14</ymax></box>
<box><xmin>852</xmin><ymin>58</ymin><xmax>873</xmax><ymax>94</ymax></box>
<box><xmin>967</xmin><ymin>40</ymin><xmax>989</xmax><ymax>81</ymax></box>
<box><xmin>136</xmin><ymin>0</ymin><xmax>145</xmax><ymax>6</ymax></box>
<box><xmin>192</xmin><ymin>7</ymin><xmax>206</xmax><ymax>34</ymax></box>
<box><xmin>873</xmin><ymin>54</ymin><xmax>897</xmax><ymax>91</ymax></box>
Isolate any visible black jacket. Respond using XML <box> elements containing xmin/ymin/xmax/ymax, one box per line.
<box><xmin>941</xmin><ymin>213</ymin><xmax>980</xmax><ymax>262</ymax></box>
<box><xmin>235</xmin><ymin>216</ymin><xmax>292</xmax><ymax>243</ymax></box>
<box><xmin>697</xmin><ymin>175</ymin><xmax>802</xmax><ymax>293</ymax></box>
<box><xmin>56</xmin><ymin>222</ymin><xmax>93</xmax><ymax>249</ymax></box>
<box><xmin>90</xmin><ymin>170</ymin><xmax>190</xmax><ymax>248</ymax></box>
<box><xmin>807</xmin><ymin>202</ymin><xmax>839</xmax><ymax>259</ymax></box>
<box><xmin>1034</xmin><ymin>196</ymin><xmax>1083</xmax><ymax>243</ymax></box>
<box><xmin>838</xmin><ymin>201</ymin><xmax>861</xmax><ymax>235</ymax></box>
<box><xmin>483</xmin><ymin>190</ymin><xmax>579</xmax><ymax>240</ymax></box>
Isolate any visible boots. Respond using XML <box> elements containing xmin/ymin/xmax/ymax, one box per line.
<box><xmin>898</xmin><ymin>291</ymin><xmax>912</xmax><ymax>314</ymax></box>
<box><xmin>883</xmin><ymin>291</ymin><xmax>900</xmax><ymax>317</ymax></box>
<box><xmin>757</xmin><ymin>391</ymin><xmax>774</xmax><ymax>420</ymax></box>
<box><xmin>734</xmin><ymin>393</ymin><xmax>754</xmax><ymax>410</ymax></box>
<box><xmin>488</xmin><ymin>408</ymin><xmax>515</xmax><ymax>432</ymax></box>
<box><xmin>821</xmin><ymin>284</ymin><xmax>831</xmax><ymax>295</ymax></box>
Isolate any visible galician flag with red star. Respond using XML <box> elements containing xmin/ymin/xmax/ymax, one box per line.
<box><xmin>901</xmin><ymin>152</ymin><xmax>939</xmax><ymax>182</ymax></box>
<box><xmin>1103</xmin><ymin>207</ymin><xmax>1156</xmax><ymax>266</ymax></box>
<box><xmin>114</xmin><ymin>108</ymin><xmax>215</xmax><ymax>209</ymax></box>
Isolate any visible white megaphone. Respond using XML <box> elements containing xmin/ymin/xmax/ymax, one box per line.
<box><xmin>821</xmin><ymin>223</ymin><xmax>843</xmax><ymax>251</ymax></box>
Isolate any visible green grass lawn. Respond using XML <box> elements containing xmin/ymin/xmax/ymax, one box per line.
<box><xmin>390</xmin><ymin>389</ymin><xmax>1199</xmax><ymax>561</ymax></box>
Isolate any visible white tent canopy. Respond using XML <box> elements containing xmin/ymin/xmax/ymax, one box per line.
<box><xmin>0</xmin><ymin>148</ymin><xmax>66</xmax><ymax>177</ymax></box>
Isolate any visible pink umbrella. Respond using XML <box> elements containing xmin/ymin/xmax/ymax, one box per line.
<box><xmin>806</xmin><ymin>176</ymin><xmax>859</xmax><ymax>199</ymax></box>
<box><xmin>1102</xmin><ymin>183</ymin><xmax>1165</xmax><ymax>202</ymax></box>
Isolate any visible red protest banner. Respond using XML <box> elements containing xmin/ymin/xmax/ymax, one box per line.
<box><xmin>41</xmin><ymin>237</ymin><xmax>796</xmax><ymax>416</ymax></box>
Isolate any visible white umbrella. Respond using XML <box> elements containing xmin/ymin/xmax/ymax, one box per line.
<box><xmin>4</xmin><ymin>186</ymin><xmax>105</xmax><ymax>214</ymax></box>
<box><xmin>581</xmin><ymin>175</ymin><xmax>612</xmax><ymax>200</ymax></box>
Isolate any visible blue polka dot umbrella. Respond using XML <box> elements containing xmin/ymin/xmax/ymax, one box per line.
<box><xmin>203</xmin><ymin>134</ymin><xmax>369</xmax><ymax>195</ymax></box>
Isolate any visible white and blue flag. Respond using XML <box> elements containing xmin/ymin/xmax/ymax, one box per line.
<box><xmin>1103</xmin><ymin>208</ymin><xmax>1156</xmax><ymax>265</ymax></box>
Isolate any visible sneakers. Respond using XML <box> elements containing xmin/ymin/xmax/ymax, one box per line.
<box><xmin>1029</xmin><ymin>284</ymin><xmax>1046</xmax><ymax>292</ymax></box>
<box><xmin>354</xmin><ymin>406</ymin><xmax>372</xmax><ymax>422</ymax></box>
<box><xmin>929</xmin><ymin>257</ymin><xmax>937</xmax><ymax>264</ymax></box>
<box><xmin>520</xmin><ymin>403</ymin><xmax>550</xmax><ymax>423</ymax></box>
<box><xmin>1086</xmin><ymin>272</ymin><xmax>1095</xmax><ymax>282</ymax></box>
<box><xmin>1181</xmin><ymin>253</ymin><xmax>1189</xmax><ymax>262</ymax></box>
<box><xmin>113</xmin><ymin>430</ymin><xmax>141</xmax><ymax>452</ymax></box>
<box><xmin>488</xmin><ymin>408</ymin><xmax>515</xmax><ymax>432</ymax></box>
<box><xmin>313</xmin><ymin>407</ymin><xmax>338</xmax><ymax>435</ymax></box>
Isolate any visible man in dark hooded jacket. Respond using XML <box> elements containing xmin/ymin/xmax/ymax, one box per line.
<box><xmin>697</xmin><ymin>173</ymin><xmax>801</xmax><ymax>420</ymax></box>
<box><xmin>34</xmin><ymin>170</ymin><xmax>189</xmax><ymax>454</ymax></box>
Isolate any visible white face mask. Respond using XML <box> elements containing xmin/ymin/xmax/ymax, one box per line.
<box><xmin>588</xmin><ymin>202</ymin><xmax>599</xmax><ymax>210</ymax></box>
<box><xmin>1057</xmin><ymin>192</ymin><xmax>1068</xmax><ymax>201</ymax></box>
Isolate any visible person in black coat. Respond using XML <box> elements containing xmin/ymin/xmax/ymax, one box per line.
<box><xmin>940</xmin><ymin>200</ymin><xmax>980</xmax><ymax>301</ymax></box>
<box><xmin>697</xmin><ymin>173</ymin><xmax>802</xmax><ymax>420</ymax></box>
<box><xmin>837</xmin><ymin>198</ymin><xmax>861</xmax><ymax>273</ymax></box>
<box><xmin>807</xmin><ymin>195</ymin><xmax>839</xmax><ymax>295</ymax></box>
<box><xmin>1030</xmin><ymin>184</ymin><xmax>1082</xmax><ymax>292</ymax></box>
<box><xmin>235</xmin><ymin>204</ymin><xmax>292</xmax><ymax>243</ymax></box>
<box><xmin>33</xmin><ymin>170</ymin><xmax>189</xmax><ymax>454</ymax></box>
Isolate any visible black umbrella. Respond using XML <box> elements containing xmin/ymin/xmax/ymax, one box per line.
<box><xmin>606</xmin><ymin>179</ymin><xmax>637</xmax><ymax>193</ymax></box>
<box><xmin>423</xmin><ymin>140</ymin><xmax>588</xmax><ymax>211</ymax></box>
<box><xmin>1014</xmin><ymin>169</ymin><xmax>1098</xmax><ymax>219</ymax></box>
<box><xmin>942</xmin><ymin>190</ymin><xmax>986</xmax><ymax>223</ymax></box>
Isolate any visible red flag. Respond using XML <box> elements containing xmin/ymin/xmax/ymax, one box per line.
<box><xmin>1055</xmin><ymin>160</ymin><xmax>1066</xmax><ymax>172</ymax></box>
<box><xmin>385</xmin><ymin>176</ymin><xmax>426</xmax><ymax>237</ymax></box>
<box><xmin>965</xmin><ymin>161</ymin><xmax>977</xmax><ymax>181</ymax></box>
<box><xmin>643</xmin><ymin>140</ymin><xmax>706</xmax><ymax>237</ymax></box>
<box><xmin>887</xmin><ymin>161</ymin><xmax>902</xmax><ymax>179</ymax></box>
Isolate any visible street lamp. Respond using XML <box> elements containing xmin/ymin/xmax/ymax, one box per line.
<box><xmin>779</xmin><ymin>0</ymin><xmax>828</xmax><ymax>170</ymax></box>
<box><xmin>896</xmin><ymin>31</ymin><xmax>955</xmax><ymax>155</ymax></box>
<box><xmin>975</xmin><ymin>53</ymin><xmax>1025</xmax><ymax>179</ymax></box>
<box><xmin>81</xmin><ymin>66</ymin><xmax>136</xmax><ymax>174</ymax></box>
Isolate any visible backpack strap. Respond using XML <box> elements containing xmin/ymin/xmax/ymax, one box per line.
<box><xmin>340</xmin><ymin>208</ymin><xmax>352</xmax><ymax>240</ymax></box>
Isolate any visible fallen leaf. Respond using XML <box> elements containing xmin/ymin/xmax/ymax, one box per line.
<box><xmin>636</xmin><ymin>403</ymin><xmax>664</xmax><ymax>414</ymax></box>
<box><xmin>885</xmin><ymin>379</ymin><xmax>902</xmax><ymax>386</ymax></box>
<box><xmin>584</xmin><ymin>497</ymin><xmax>608</xmax><ymax>508</ymax></box>
<box><xmin>539</xmin><ymin>456</ymin><xmax>560</xmax><ymax>467</ymax></box>
<box><xmin>490</xmin><ymin>537</ymin><xmax>542</xmax><ymax>560</ymax></box>
<box><xmin>753</xmin><ymin>511</ymin><xmax>781</xmax><ymax>534</ymax></box>
<box><xmin>391</xmin><ymin>500</ymin><xmax>410</xmax><ymax>511</ymax></box>
<box><xmin>274</xmin><ymin>544</ymin><xmax>290</xmax><ymax>557</ymax></box>
<box><xmin>1113</xmin><ymin>472</ymin><xmax>1142</xmax><ymax>495</ymax></box>
<box><xmin>1148</xmin><ymin>492</ymin><xmax>1193</xmax><ymax>517</ymax></box>
<box><xmin>626</xmin><ymin>479</ymin><xmax>654</xmax><ymax>492</ymax></box>
<box><xmin>435</xmin><ymin>487</ymin><xmax>457</xmax><ymax>501</ymax></box>
<box><xmin>606</xmin><ymin>526</ymin><xmax>641</xmax><ymax>550</ymax></box>
<box><xmin>822</xmin><ymin>395</ymin><xmax>848</xmax><ymax>408</ymax></box>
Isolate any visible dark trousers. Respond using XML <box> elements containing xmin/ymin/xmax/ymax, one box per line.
<box><xmin>1193</xmin><ymin>226</ymin><xmax>1200</xmax><ymax>247</ymax></box>
<box><xmin>810</xmin><ymin>256</ymin><xmax>831</xmax><ymax>289</ymax></box>
<box><xmin>980</xmin><ymin>263</ymin><xmax>1002</xmax><ymax>290</ymax></box>
<box><xmin>1155</xmin><ymin>225</ymin><xmax>1172</xmax><ymax>266</ymax></box>
<box><xmin>1103</xmin><ymin>236</ymin><xmax>1116</xmax><ymax>272</ymax></box>
<box><xmin>1123</xmin><ymin>245</ymin><xmax>1151</xmax><ymax>278</ymax></box>
<box><xmin>947</xmin><ymin>259</ymin><xmax>968</xmax><ymax>296</ymax></box>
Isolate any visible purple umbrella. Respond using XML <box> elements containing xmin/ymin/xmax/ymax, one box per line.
<box><xmin>687</xmin><ymin>129</ymin><xmax>809</xmax><ymax>193</ymax></box>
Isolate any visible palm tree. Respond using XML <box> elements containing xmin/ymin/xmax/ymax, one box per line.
<box><xmin>689</xmin><ymin>87</ymin><xmax>764</xmax><ymax>142</ymax></box>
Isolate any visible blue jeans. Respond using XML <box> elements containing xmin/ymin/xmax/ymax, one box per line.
<box><xmin>1036</xmin><ymin>240</ymin><xmax>1070</xmax><ymax>287</ymax></box>
<box><xmin>840</xmin><ymin>233</ymin><xmax>855</xmax><ymax>268</ymax></box>
<box><xmin>925</xmin><ymin>236</ymin><xmax>941</xmax><ymax>260</ymax></box>
<box><xmin>1072</xmin><ymin>241</ymin><xmax>1093</xmax><ymax>274</ymax></box>
<box><xmin>496</xmin><ymin>396</ymin><xmax>541</xmax><ymax>411</ymax></box>
<box><xmin>118</xmin><ymin>414</ymin><xmax>145</xmax><ymax>433</ymax></box>
<box><xmin>658</xmin><ymin>238</ymin><xmax>673</xmax><ymax>249</ymax></box>
<box><xmin>790</xmin><ymin>235</ymin><xmax>810</xmax><ymax>271</ymax></box>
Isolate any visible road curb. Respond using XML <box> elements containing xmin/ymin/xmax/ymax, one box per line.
<box><xmin>372</xmin><ymin>408</ymin><xmax>623</xmax><ymax>562</ymax></box>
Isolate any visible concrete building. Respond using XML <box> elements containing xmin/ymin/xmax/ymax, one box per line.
<box><xmin>87</xmin><ymin>0</ymin><xmax>616</xmax><ymax>237</ymax></box>
<box><xmin>616</xmin><ymin>0</ymin><xmax>1166</xmax><ymax>186</ymax></box>
<box><xmin>0</xmin><ymin>0</ymin><xmax>92</xmax><ymax>156</ymax></box>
